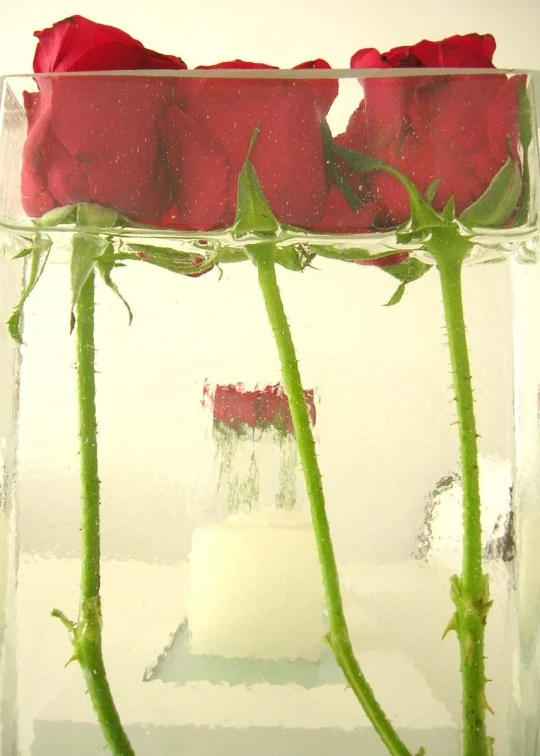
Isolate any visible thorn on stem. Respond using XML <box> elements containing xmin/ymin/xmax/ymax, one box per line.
<box><xmin>442</xmin><ymin>613</ymin><xmax>458</xmax><ymax>640</ymax></box>
<box><xmin>51</xmin><ymin>608</ymin><xmax>75</xmax><ymax>632</ymax></box>
<box><xmin>65</xmin><ymin>653</ymin><xmax>78</xmax><ymax>668</ymax></box>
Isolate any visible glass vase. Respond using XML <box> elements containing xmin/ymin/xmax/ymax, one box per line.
<box><xmin>0</xmin><ymin>68</ymin><xmax>539</xmax><ymax>756</ymax></box>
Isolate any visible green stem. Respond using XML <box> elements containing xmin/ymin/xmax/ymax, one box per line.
<box><xmin>431</xmin><ymin>229</ymin><xmax>491</xmax><ymax>756</ymax></box>
<box><xmin>54</xmin><ymin>270</ymin><xmax>134</xmax><ymax>756</ymax></box>
<box><xmin>255</xmin><ymin>252</ymin><xmax>415</xmax><ymax>756</ymax></box>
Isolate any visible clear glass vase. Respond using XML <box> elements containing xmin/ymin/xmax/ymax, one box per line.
<box><xmin>0</xmin><ymin>69</ymin><xmax>539</xmax><ymax>756</ymax></box>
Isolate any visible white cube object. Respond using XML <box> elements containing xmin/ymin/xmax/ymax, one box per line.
<box><xmin>187</xmin><ymin>509</ymin><xmax>325</xmax><ymax>661</ymax></box>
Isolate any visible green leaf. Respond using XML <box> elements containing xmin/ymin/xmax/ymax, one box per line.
<box><xmin>384</xmin><ymin>282</ymin><xmax>406</xmax><ymax>306</ymax></box>
<box><xmin>7</xmin><ymin>236</ymin><xmax>51</xmax><ymax>344</ymax></box>
<box><xmin>96</xmin><ymin>249</ymin><xmax>133</xmax><ymax>325</ymax></box>
<box><xmin>70</xmin><ymin>233</ymin><xmax>107</xmax><ymax>331</ymax></box>
<box><xmin>460</xmin><ymin>154</ymin><xmax>522</xmax><ymax>228</ymax></box>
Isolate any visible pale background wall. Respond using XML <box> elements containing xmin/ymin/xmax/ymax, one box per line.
<box><xmin>1</xmin><ymin>0</ymin><xmax>540</xmax><ymax>72</ymax></box>
<box><xmin>0</xmin><ymin>1</ymin><xmax>538</xmax><ymax>564</ymax></box>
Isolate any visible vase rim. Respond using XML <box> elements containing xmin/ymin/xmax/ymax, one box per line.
<box><xmin>0</xmin><ymin>68</ymin><xmax>536</xmax><ymax>81</ymax></box>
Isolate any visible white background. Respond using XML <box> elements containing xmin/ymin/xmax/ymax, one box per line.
<box><xmin>1</xmin><ymin>0</ymin><xmax>540</xmax><ymax>73</ymax></box>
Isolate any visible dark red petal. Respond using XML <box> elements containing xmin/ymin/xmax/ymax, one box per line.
<box><xmin>33</xmin><ymin>15</ymin><xmax>186</xmax><ymax>73</ymax></box>
<box><xmin>435</xmin><ymin>33</ymin><xmax>496</xmax><ymax>68</ymax></box>
<box><xmin>23</xmin><ymin>91</ymin><xmax>41</xmax><ymax>129</ymax></box>
<box><xmin>382</xmin><ymin>46</ymin><xmax>419</xmax><ymax>67</ymax></box>
<box><xmin>213</xmin><ymin>385</ymin><xmax>258</xmax><ymax>429</ymax></box>
<box><xmin>251</xmin><ymin>93</ymin><xmax>329</xmax><ymax>226</ymax></box>
<box><xmin>358</xmin><ymin>252</ymin><xmax>409</xmax><ymax>267</ymax></box>
<box><xmin>87</xmin><ymin>155</ymin><xmax>171</xmax><ymax>223</ymax></box>
<box><xmin>197</xmin><ymin>59</ymin><xmax>277</xmax><ymax>70</ymax></box>
<box><xmin>293</xmin><ymin>58</ymin><xmax>338</xmax><ymax>115</ymax></box>
<box><xmin>22</xmin><ymin>117</ymin><xmax>89</xmax><ymax>215</ymax></box>
<box><xmin>159</xmin><ymin>106</ymin><xmax>230</xmax><ymax>230</ymax></box>
<box><xmin>49</xmin><ymin>77</ymin><xmax>171</xmax><ymax>157</ymax></box>
<box><xmin>312</xmin><ymin>188</ymin><xmax>378</xmax><ymax>233</ymax></box>
<box><xmin>336</xmin><ymin>102</ymin><xmax>368</xmax><ymax>150</ymax></box>
<box><xmin>351</xmin><ymin>48</ymin><xmax>391</xmax><ymax>69</ymax></box>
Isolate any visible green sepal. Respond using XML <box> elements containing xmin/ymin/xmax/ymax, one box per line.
<box><xmin>274</xmin><ymin>244</ymin><xmax>316</xmax><ymax>271</ymax></box>
<box><xmin>518</xmin><ymin>81</ymin><xmax>533</xmax><ymax>152</ymax></box>
<box><xmin>233</xmin><ymin>158</ymin><xmax>281</xmax><ymax>238</ymax></box>
<box><xmin>425</xmin><ymin>179</ymin><xmax>441</xmax><ymax>206</ymax></box>
<box><xmin>460</xmin><ymin>153</ymin><xmax>522</xmax><ymax>228</ymax></box>
<box><xmin>77</xmin><ymin>203</ymin><xmax>121</xmax><ymax>228</ymax></box>
<box><xmin>126</xmin><ymin>244</ymin><xmax>215</xmax><ymax>276</ymax></box>
<box><xmin>321</xmin><ymin>120</ymin><xmax>365</xmax><ymax>211</ymax></box>
<box><xmin>514</xmin><ymin>81</ymin><xmax>533</xmax><ymax>226</ymax></box>
<box><xmin>245</xmin><ymin>240</ymin><xmax>316</xmax><ymax>271</ymax></box>
<box><xmin>333</xmin><ymin>143</ymin><xmax>446</xmax><ymax>240</ymax></box>
<box><xmin>382</xmin><ymin>257</ymin><xmax>432</xmax><ymax>307</ymax></box>
<box><xmin>233</xmin><ymin>126</ymin><xmax>281</xmax><ymax>239</ymax></box>
<box><xmin>385</xmin><ymin>256</ymin><xmax>431</xmax><ymax>284</ymax></box>
<box><xmin>442</xmin><ymin>195</ymin><xmax>456</xmax><ymax>223</ymax></box>
<box><xmin>234</xmin><ymin>129</ymin><xmax>315</xmax><ymax>270</ymax></box>
<box><xmin>70</xmin><ymin>233</ymin><xmax>108</xmax><ymax>332</ymax></box>
<box><xmin>333</xmin><ymin>144</ymin><xmax>387</xmax><ymax>173</ymax></box>
<box><xmin>34</xmin><ymin>202</ymin><xmax>128</xmax><ymax>230</ymax></box>
<box><xmin>214</xmin><ymin>247</ymin><xmax>248</xmax><ymax>265</ymax></box>
<box><xmin>7</xmin><ymin>235</ymin><xmax>51</xmax><ymax>344</ymax></box>
<box><xmin>312</xmin><ymin>246</ymin><xmax>378</xmax><ymax>262</ymax></box>
<box><xmin>12</xmin><ymin>247</ymin><xmax>33</xmax><ymax>260</ymax></box>
<box><xmin>384</xmin><ymin>282</ymin><xmax>406</xmax><ymax>307</ymax></box>
<box><xmin>35</xmin><ymin>204</ymin><xmax>78</xmax><ymax>228</ymax></box>
<box><xmin>96</xmin><ymin>249</ymin><xmax>133</xmax><ymax>325</ymax></box>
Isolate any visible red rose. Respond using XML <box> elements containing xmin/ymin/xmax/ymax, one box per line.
<box><xmin>22</xmin><ymin>16</ymin><xmax>186</xmax><ymax>223</ymax></box>
<box><xmin>339</xmin><ymin>34</ymin><xmax>521</xmax><ymax>228</ymax></box>
<box><xmin>158</xmin><ymin>59</ymin><xmax>338</xmax><ymax>230</ymax></box>
<box><xmin>32</xmin><ymin>15</ymin><xmax>186</xmax><ymax>73</ymax></box>
<box><xmin>211</xmin><ymin>384</ymin><xmax>316</xmax><ymax>434</ymax></box>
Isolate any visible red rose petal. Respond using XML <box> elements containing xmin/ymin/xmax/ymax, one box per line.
<box><xmin>159</xmin><ymin>106</ymin><xmax>230</xmax><ymax>230</ymax></box>
<box><xmin>33</xmin><ymin>15</ymin><xmax>186</xmax><ymax>73</ymax></box>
